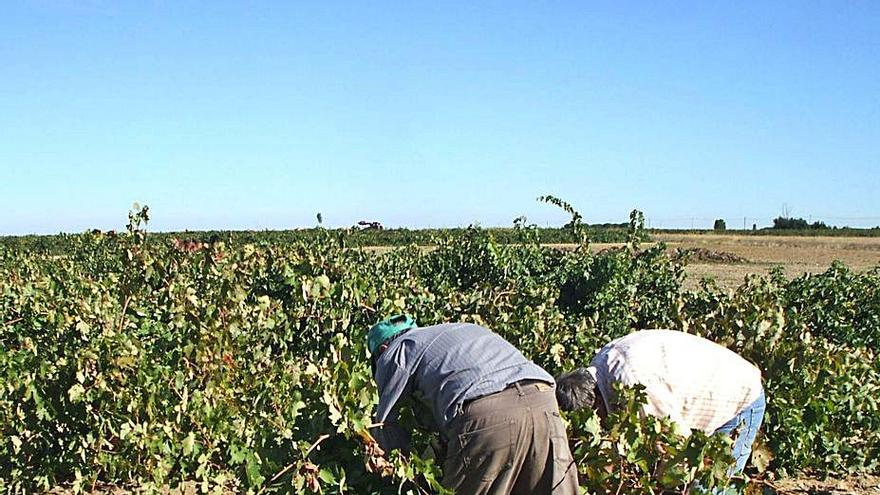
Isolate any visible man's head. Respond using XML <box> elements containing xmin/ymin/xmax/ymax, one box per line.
<box><xmin>555</xmin><ymin>367</ymin><xmax>598</xmax><ymax>412</ymax></box>
<box><xmin>367</xmin><ymin>314</ymin><xmax>417</xmax><ymax>371</ymax></box>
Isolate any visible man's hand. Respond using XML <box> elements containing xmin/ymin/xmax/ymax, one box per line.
<box><xmin>360</xmin><ymin>429</ymin><xmax>394</xmax><ymax>477</ymax></box>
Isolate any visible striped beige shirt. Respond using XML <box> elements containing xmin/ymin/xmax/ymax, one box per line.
<box><xmin>590</xmin><ymin>329</ymin><xmax>763</xmax><ymax>434</ymax></box>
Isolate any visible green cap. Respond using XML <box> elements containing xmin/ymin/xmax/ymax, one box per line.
<box><xmin>367</xmin><ymin>314</ymin><xmax>417</xmax><ymax>356</ymax></box>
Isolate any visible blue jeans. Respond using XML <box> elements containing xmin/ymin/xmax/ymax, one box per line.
<box><xmin>714</xmin><ymin>390</ymin><xmax>766</xmax><ymax>475</ymax></box>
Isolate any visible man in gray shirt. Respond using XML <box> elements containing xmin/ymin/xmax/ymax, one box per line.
<box><xmin>368</xmin><ymin>315</ymin><xmax>579</xmax><ymax>495</ymax></box>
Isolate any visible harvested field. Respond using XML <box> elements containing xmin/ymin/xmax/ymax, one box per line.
<box><xmin>651</xmin><ymin>233</ymin><xmax>880</xmax><ymax>289</ymax></box>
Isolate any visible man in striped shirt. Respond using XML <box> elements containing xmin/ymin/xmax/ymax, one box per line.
<box><xmin>368</xmin><ymin>315</ymin><xmax>579</xmax><ymax>494</ymax></box>
<box><xmin>555</xmin><ymin>329</ymin><xmax>765</xmax><ymax>475</ymax></box>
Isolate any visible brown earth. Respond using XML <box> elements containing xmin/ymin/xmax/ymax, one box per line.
<box><xmin>586</xmin><ymin>233</ymin><xmax>880</xmax><ymax>290</ymax></box>
<box><xmin>769</xmin><ymin>473</ymin><xmax>880</xmax><ymax>494</ymax></box>
<box><xmin>654</xmin><ymin>233</ymin><xmax>880</xmax><ymax>290</ymax></box>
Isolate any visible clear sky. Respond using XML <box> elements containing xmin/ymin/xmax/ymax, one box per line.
<box><xmin>2</xmin><ymin>1</ymin><xmax>878</xmax><ymax>234</ymax></box>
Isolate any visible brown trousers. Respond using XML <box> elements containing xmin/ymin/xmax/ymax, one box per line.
<box><xmin>443</xmin><ymin>381</ymin><xmax>580</xmax><ymax>495</ymax></box>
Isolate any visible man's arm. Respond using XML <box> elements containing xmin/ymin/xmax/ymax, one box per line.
<box><xmin>373</xmin><ymin>345</ymin><xmax>415</xmax><ymax>454</ymax></box>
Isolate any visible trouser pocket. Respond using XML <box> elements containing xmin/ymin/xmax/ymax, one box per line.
<box><xmin>449</xmin><ymin>419</ymin><xmax>515</xmax><ymax>483</ymax></box>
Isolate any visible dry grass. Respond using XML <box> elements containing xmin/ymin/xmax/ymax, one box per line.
<box><xmin>651</xmin><ymin>233</ymin><xmax>880</xmax><ymax>289</ymax></box>
<box><xmin>771</xmin><ymin>473</ymin><xmax>880</xmax><ymax>494</ymax></box>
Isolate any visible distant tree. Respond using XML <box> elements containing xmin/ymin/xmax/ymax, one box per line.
<box><xmin>772</xmin><ymin>216</ymin><xmax>830</xmax><ymax>230</ymax></box>
<box><xmin>713</xmin><ymin>219</ymin><xmax>726</xmax><ymax>231</ymax></box>
<box><xmin>773</xmin><ymin>216</ymin><xmax>808</xmax><ymax>229</ymax></box>
<box><xmin>316</xmin><ymin>212</ymin><xmax>323</xmax><ymax>226</ymax></box>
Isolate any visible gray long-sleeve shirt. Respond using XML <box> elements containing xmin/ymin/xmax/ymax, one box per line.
<box><xmin>372</xmin><ymin>322</ymin><xmax>554</xmax><ymax>451</ymax></box>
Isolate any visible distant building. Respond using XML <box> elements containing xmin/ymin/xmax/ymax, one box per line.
<box><xmin>357</xmin><ymin>221</ymin><xmax>384</xmax><ymax>230</ymax></box>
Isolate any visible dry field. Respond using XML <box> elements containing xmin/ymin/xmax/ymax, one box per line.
<box><xmin>584</xmin><ymin>233</ymin><xmax>880</xmax><ymax>289</ymax></box>
<box><xmin>770</xmin><ymin>474</ymin><xmax>880</xmax><ymax>495</ymax></box>
<box><xmin>651</xmin><ymin>233</ymin><xmax>880</xmax><ymax>289</ymax></box>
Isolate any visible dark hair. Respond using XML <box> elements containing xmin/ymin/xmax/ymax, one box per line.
<box><xmin>555</xmin><ymin>368</ymin><xmax>597</xmax><ymax>412</ymax></box>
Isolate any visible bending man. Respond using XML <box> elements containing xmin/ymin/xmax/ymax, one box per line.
<box><xmin>369</xmin><ymin>315</ymin><xmax>579</xmax><ymax>495</ymax></box>
<box><xmin>555</xmin><ymin>329</ymin><xmax>765</xmax><ymax>475</ymax></box>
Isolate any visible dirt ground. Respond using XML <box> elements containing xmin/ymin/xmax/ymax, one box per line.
<box><xmin>769</xmin><ymin>473</ymin><xmax>880</xmax><ymax>494</ymax></box>
<box><xmin>591</xmin><ymin>233</ymin><xmax>880</xmax><ymax>290</ymax></box>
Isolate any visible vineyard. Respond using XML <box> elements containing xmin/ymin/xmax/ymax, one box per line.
<box><xmin>0</xmin><ymin>225</ymin><xmax>637</xmax><ymax>256</ymax></box>
<box><xmin>2</xmin><ymin>204</ymin><xmax>880</xmax><ymax>494</ymax></box>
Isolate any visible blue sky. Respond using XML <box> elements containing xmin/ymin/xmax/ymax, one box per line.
<box><xmin>1</xmin><ymin>1</ymin><xmax>878</xmax><ymax>234</ymax></box>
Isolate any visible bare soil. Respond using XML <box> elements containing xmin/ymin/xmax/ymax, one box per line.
<box><xmin>769</xmin><ymin>473</ymin><xmax>880</xmax><ymax>494</ymax></box>
<box><xmin>588</xmin><ymin>233</ymin><xmax>880</xmax><ymax>290</ymax></box>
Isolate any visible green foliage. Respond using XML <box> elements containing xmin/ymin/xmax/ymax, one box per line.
<box><xmin>714</xmin><ymin>219</ymin><xmax>726</xmax><ymax>231</ymax></box>
<box><xmin>568</xmin><ymin>385</ymin><xmax>738</xmax><ymax>494</ymax></box>
<box><xmin>538</xmin><ymin>195</ymin><xmax>588</xmax><ymax>248</ymax></box>
<box><xmin>684</xmin><ymin>273</ymin><xmax>880</xmax><ymax>475</ymax></box>
<box><xmin>1</xmin><ymin>202</ymin><xmax>879</xmax><ymax>493</ymax></box>
<box><xmin>783</xmin><ymin>262</ymin><xmax>880</xmax><ymax>350</ymax></box>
